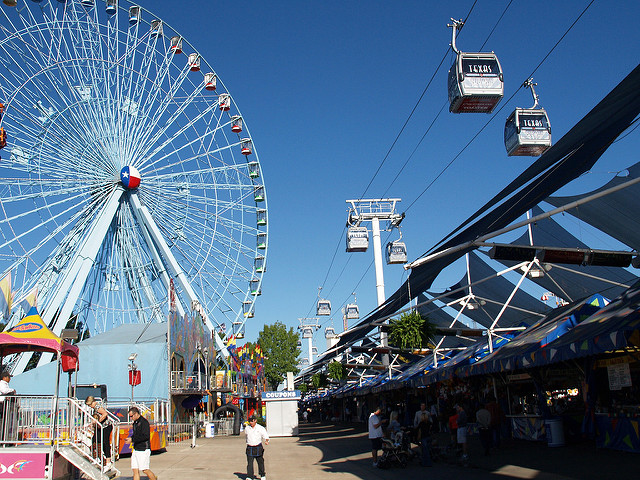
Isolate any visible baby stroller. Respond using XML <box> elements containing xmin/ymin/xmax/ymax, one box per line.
<box><xmin>377</xmin><ymin>431</ymin><xmax>410</xmax><ymax>468</ymax></box>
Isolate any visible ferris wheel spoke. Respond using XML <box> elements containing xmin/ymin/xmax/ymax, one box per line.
<box><xmin>124</xmin><ymin>39</ymin><xmax>178</xmax><ymax>140</ymax></box>
<box><xmin>133</xmin><ymin>76</ymin><xmax>211</xmax><ymax>164</ymax></box>
<box><xmin>0</xmin><ymin>190</ymin><xmax>93</xmax><ymax>252</ymax></box>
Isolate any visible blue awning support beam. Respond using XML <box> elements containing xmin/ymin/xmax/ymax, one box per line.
<box><xmin>406</xmin><ymin>174</ymin><xmax>640</xmax><ymax>272</ymax></box>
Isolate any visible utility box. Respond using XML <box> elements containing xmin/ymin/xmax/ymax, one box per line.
<box><xmin>263</xmin><ymin>390</ymin><xmax>301</xmax><ymax>437</ymax></box>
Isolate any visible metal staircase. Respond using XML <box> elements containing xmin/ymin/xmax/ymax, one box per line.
<box><xmin>57</xmin><ymin>445</ymin><xmax>120</xmax><ymax>480</ymax></box>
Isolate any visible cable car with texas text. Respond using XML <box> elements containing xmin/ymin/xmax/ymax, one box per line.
<box><xmin>447</xmin><ymin>18</ymin><xmax>504</xmax><ymax>114</ymax></box>
<box><xmin>504</xmin><ymin>78</ymin><xmax>552</xmax><ymax>156</ymax></box>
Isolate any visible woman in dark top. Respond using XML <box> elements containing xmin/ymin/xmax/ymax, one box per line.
<box><xmin>417</xmin><ymin>412</ymin><xmax>433</xmax><ymax>467</ymax></box>
<box><xmin>85</xmin><ymin>396</ymin><xmax>113</xmax><ymax>467</ymax></box>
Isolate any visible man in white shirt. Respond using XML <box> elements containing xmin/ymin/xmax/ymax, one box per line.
<box><xmin>413</xmin><ymin>402</ymin><xmax>430</xmax><ymax>428</ymax></box>
<box><xmin>244</xmin><ymin>415</ymin><xmax>269</xmax><ymax>480</ymax></box>
<box><xmin>0</xmin><ymin>370</ymin><xmax>15</xmax><ymax>400</ymax></box>
<box><xmin>0</xmin><ymin>370</ymin><xmax>16</xmax><ymax>441</ymax></box>
<box><xmin>368</xmin><ymin>406</ymin><xmax>387</xmax><ymax>467</ymax></box>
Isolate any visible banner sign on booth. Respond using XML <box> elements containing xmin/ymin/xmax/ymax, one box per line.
<box><xmin>607</xmin><ymin>362</ymin><xmax>632</xmax><ymax>390</ymax></box>
<box><xmin>262</xmin><ymin>390</ymin><xmax>301</xmax><ymax>401</ymax></box>
<box><xmin>0</xmin><ymin>451</ymin><xmax>47</xmax><ymax>478</ymax></box>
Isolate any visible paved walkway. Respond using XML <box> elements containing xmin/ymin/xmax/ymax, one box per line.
<box><xmin>113</xmin><ymin>422</ymin><xmax>637</xmax><ymax>480</ymax></box>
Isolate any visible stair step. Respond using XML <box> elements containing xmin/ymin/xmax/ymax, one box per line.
<box><xmin>57</xmin><ymin>446</ymin><xmax>120</xmax><ymax>480</ymax></box>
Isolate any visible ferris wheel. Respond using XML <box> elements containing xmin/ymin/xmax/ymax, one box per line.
<box><xmin>0</xmin><ymin>0</ymin><xmax>268</xmax><ymax>371</ymax></box>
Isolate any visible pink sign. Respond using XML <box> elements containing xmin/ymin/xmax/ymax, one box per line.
<box><xmin>0</xmin><ymin>452</ymin><xmax>47</xmax><ymax>478</ymax></box>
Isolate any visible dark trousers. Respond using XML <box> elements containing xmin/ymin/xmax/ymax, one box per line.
<box><xmin>246</xmin><ymin>445</ymin><xmax>265</xmax><ymax>477</ymax></box>
<box><xmin>490</xmin><ymin>424</ymin><xmax>501</xmax><ymax>448</ymax></box>
<box><xmin>479</xmin><ymin>428</ymin><xmax>491</xmax><ymax>455</ymax></box>
<box><xmin>420</xmin><ymin>437</ymin><xmax>432</xmax><ymax>466</ymax></box>
<box><xmin>95</xmin><ymin>424</ymin><xmax>113</xmax><ymax>461</ymax></box>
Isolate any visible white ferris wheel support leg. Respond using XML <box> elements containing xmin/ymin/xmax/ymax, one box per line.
<box><xmin>128</xmin><ymin>192</ymin><xmax>230</xmax><ymax>359</ymax></box>
<box><xmin>133</xmin><ymin>206</ymin><xmax>187</xmax><ymax>320</ymax></box>
<box><xmin>14</xmin><ymin>187</ymin><xmax>126</xmax><ymax>374</ymax></box>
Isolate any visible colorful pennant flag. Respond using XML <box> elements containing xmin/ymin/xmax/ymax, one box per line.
<box><xmin>20</xmin><ymin>287</ymin><xmax>38</xmax><ymax>313</ymax></box>
<box><xmin>0</xmin><ymin>272</ymin><xmax>13</xmax><ymax>320</ymax></box>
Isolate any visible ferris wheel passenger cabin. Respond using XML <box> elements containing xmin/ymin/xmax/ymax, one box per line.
<box><xmin>242</xmin><ymin>301</ymin><xmax>255</xmax><ymax>318</ymax></box>
<box><xmin>254</xmin><ymin>185</ymin><xmax>265</xmax><ymax>202</ymax></box>
<box><xmin>150</xmin><ymin>20</ymin><xmax>163</xmax><ymax>38</ymax></box>
<box><xmin>317</xmin><ymin>299</ymin><xmax>331</xmax><ymax>316</ymax></box>
<box><xmin>204</xmin><ymin>73</ymin><xmax>217</xmax><ymax>91</ymax></box>
<box><xmin>170</xmin><ymin>36</ymin><xmax>183</xmax><ymax>54</ymax></box>
<box><xmin>129</xmin><ymin>6</ymin><xmax>140</xmax><ymax>25</ymax></box>
<box><xmin>504</xmin><ymin>79</ymin><xmax>552</xmax><ymax>156</ymax></box>
<box><xmin>254</xmin><ymin>255</ymin><xmax>265</xmax><ymax>273</ymax></box>
<box><xmin>257</xmin><ymin>232</ymin><xmax>267</xmax><ymax>250</ymax></box>
<box><xmin>250</xmin><ymin>278</ymin><xmax>261</xmax><ymax>296</ymax></box>
<box><xmin>447</xmin><ymin>19</ymin><xmax>503</xmax><ymax>114</ymax></box>
<box><xmin>233</xmin><ymin>320</ymin><xmax>246</xmax><ymax>339</ymax></box>
<box><xmin>231</xmin><ymin>115</ymin><xmax>243</xmax><ymax>132</ymax></box>
<box><xmin>241</xmin><ymin>138</ymin><xmax>253</xmax><ymax>155</ymax></box>
<box><xmin>248</xmin><ymin>161</ymin><xmax>260</xmax><ymax>179</ymax></box>
<box><xmin>80</xmin><ymin>0</ymin><xmax>94</xmax><ymax>8</ymax></box>
<box><xmin>106</xmin><ymin>0</ymin><xmax>117</xmax><ymax>15</ymax></box>
<box><xmin>188</xmin><ymin>53</ymin><xmax>200</xmax><ymax>72</ymax></box>
<box><xmin>346</xmin><ymin>226</ymin><xmax>369</xmax><ymax>252</ymax></box>
<box><xmin>219</xmin><ymin>93</ymin><xmax>231</xmax><ymax>111</ymax></box>
<box><xmin>256</xmin><ymin>208</ymin><xmax>267</xmax><ymax>226</ymax></box>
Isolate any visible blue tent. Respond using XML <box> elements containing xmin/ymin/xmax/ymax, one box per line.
<box><xmin>530</xmin><ymin>283</ymin><xmax>640</xmax><ymax>366</ymax></box>
<box><xmin>463</xmin><ymin>294</ymin><xmax>608</xmax><ymax>375</ymax></box>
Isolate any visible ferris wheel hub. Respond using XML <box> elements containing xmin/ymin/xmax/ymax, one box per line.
<box><xmin>120</xmin><ymin>166</ymin><xmax>141</xmax><ymax>189</ymax></box>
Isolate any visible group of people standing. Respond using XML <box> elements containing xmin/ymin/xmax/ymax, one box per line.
<box><xmin>367</xmin><ymin>396</ymin><xmax>504</xmax><ymax>468</ymax></box>
<box><xmin>84</xmin><ymin>396</ymin><xmax>157</xmax><ymax>480</ymax></box>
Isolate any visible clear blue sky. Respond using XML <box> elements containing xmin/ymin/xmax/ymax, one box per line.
<box><xmin>145</xmin><ymin>1</ymin><xmax>639</xmax><ymax>350</ymax></box>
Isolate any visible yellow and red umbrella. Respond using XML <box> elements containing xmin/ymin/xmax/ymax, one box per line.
<box><xmin>0</xmin><ymin>306</ymin><xmax>79</xmax><ymax>371</ymax></box>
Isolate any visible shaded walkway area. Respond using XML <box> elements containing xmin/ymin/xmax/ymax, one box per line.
<box><xmin>113</xmin><ymin>421</ymin><xmax>638</xmax><ymax>480</ymax></box>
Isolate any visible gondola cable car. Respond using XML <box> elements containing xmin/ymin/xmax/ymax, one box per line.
<box><xmin>386</xmin><ymin>230</ymin><xmax>407</xmax><ymax>265</ymax></box>
<box><xmin>345</xmin><ymin>292</ymin><xmax>359</xmax><ymax>320</ymax></box>
<box><xmin>317</xmin><ymin>287</ymin><xmax>331</xmax><ymax>316</ymax></box>
<box><xmin>317</xmin><ymin>299</ymin><xmax>331</xmax><ymax>316</ymax></box>
<box><xmin>447</xmin><ymin>18</ymin><xmax>504</xmax><ymax>114</ymax></box>
<box><xmin>504</xmin><ymin>78</ymin><xmax>552</xmax><ymax>156</ymax></box>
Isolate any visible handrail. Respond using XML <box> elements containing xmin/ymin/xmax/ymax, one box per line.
<box><xmin>0</xmin><ymin>395</ymin><xmax>119</xmax><ymax>472</ymax></box>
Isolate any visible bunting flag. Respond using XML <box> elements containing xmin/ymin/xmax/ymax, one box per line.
<box><xmin>0</xmin><ymin>272</ymin><xmax>13</xmax><ymax>320</ymax></box>
<box><xmin>20</xmin><ymin>287</ymin><xmax>38</xmax><ymax>313</ymax></box>
<box><xmin>169</xmin><ymin>279</ymin><xmax>176</xmax><ymax>313</ymax></box>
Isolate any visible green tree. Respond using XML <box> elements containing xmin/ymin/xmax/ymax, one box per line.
<box><xmin>298</xmin><ymin>383</ymin><xmax>308</xmax><ymax>393</ymax></box>
<box><xmin>257</xmin><ymin>321</ymin><xmax>300</xmax><ymax>390</ymax></box>
<box><xmin>328</xmin><ymin>361</ymin><xmax>346</xmax><ymax>382</ymax></box>
<box><xmin>388</xmin><ymin>310</ymin><xmax>436</xmax><ymax>350</ymax></box>
<box><xmin>311</xmin><ymin>372</ymin><xmax>327</xmax><ymax>389</ymax></box>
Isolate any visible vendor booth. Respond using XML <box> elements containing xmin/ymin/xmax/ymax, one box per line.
<box><xmin>263</xmin><ymin>390</ymin><xmax>300</xmax><ymax>437</ymax></box>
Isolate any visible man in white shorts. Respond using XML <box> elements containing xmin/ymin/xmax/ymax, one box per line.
<box><xmin>127</xmin><ymin>406</ymin><xmax>158</xmax><ymax>480</ymax></box>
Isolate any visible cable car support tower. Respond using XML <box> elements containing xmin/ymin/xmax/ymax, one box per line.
<box><xmin>345</xmin><ymin>199</ymin><xmax>405</xmax><ymax>366</ymax></box>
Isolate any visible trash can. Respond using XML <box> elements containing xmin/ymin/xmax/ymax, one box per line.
<box><xmin>205</xmin><ymin>422</ymin><xmax>215</xmax><ymax>438</ymax></box>
<box><xmin>545</xmin><ymin>418</ymin><xmax>565</xmax><ymax>447</ymax></box>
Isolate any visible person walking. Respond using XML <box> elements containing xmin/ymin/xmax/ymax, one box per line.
<box><xmin>244</xmin><ymin>414</ymin><xmax>269</xmax><ymax>480</ymax></box>
<box><xmin>85</xmin><ymin>396</ymin><xmax>113</xmax><ymax>469</ymax></box>
<box><xmin>486</xmin><ymin>395</ymin><xmax>504</xmax><ymax>449</ymax></box>
<box><xmin>476</xmin><ymin>401</ymin><xmax>492</xmax><ymax>456</ymax></box>
<box><xmin>413</xmin><ymin>402</ymin><xmax>429</xmax><ymax>428</ymax></box>
<box><xmin>417</xmin><ymin>412</ymin><xmax>433</xmax><ymax>467</ymax></box>
<box><xmin>455</xmin><ymin>404</ymin><xmax>469</xmax><ymax>460</ymax></box>
<box><xmin>368</xmin><ymin>406</ymin><xmax>387</xmax><ymax>467</ymax></box>
<box><xmin>126</xmin><ymin>406</ymin><xmax>157</xmax><ymax>480</ymax></box>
